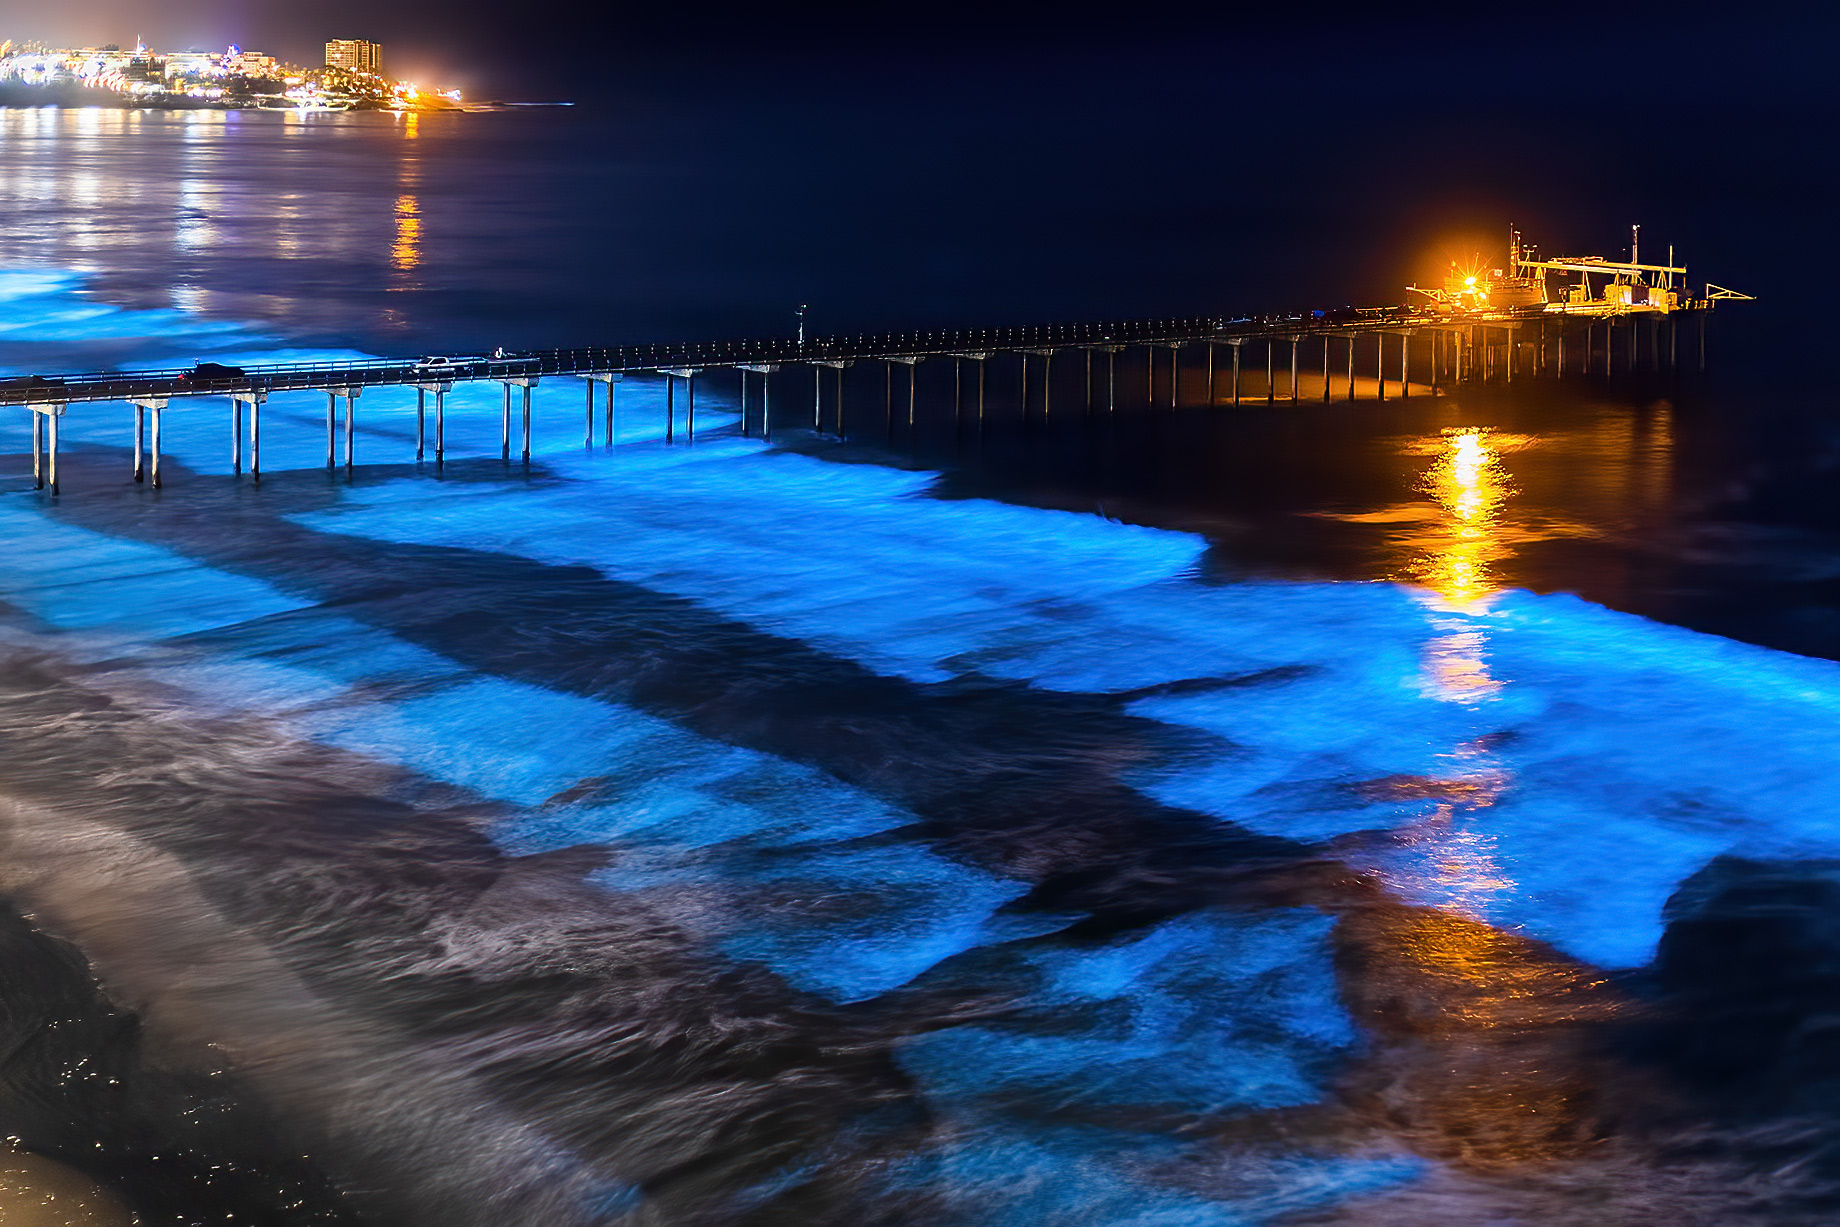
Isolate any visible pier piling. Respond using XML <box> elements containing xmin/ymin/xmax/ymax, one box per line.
<box><xmin>233</xmin><ymin>392</ymin><xmax>265</xmax><ymax>480</ymax></box>
<box><xmin>45</xmin><ymin>409</ymin><xmax>59</xmax><ymax>495</ymax></box>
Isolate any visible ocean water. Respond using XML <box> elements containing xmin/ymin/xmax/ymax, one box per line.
<box><xmin>4</xmin><ymin>107</ymin><xmax>1840</xmax><ymax>1227</ymax></box>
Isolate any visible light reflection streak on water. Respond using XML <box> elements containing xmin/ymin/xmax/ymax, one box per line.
<box><xmin>1384</xmin><ymin>430</ymin><xmax>1519</xmax><ymax>925</ymax></box>
<box><xmin>0</xmin><ymin>109</ymin><xmax>429</xmax><ymax>314</ymax></box>
<box><xmin>392</xmin><ymin>113</ymin><xmax>423</xmax><ymax>281</ymax></box>
<box><xmin>1416</xmin><ymin>427</ymin><xmax>1513</xmax><ymax>612</ymax></box>
<box><xmin>1345</xmin><ymin>429</ymin><xmax>1603</xmax><ymax>1171</ymax></box>
<box><xmin>393</xmin><ymin>195</ymin><xmax>423</xmax><ymax>271</ymax></box>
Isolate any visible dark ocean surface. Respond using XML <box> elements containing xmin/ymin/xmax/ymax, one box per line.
<box><xmin>2</xmin><ymin>103</ymin><xmax>1840</xmax><ymax>1226</ymax></box>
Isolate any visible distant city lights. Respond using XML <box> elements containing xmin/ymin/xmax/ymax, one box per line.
<box><xmin>0</xmin><ymin>37</ymin><xmax>465</xmax><ymax>110</ymax></box>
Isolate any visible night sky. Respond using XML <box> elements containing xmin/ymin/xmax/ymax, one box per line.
<box><xmin>0</xmin><ymin>2</ymin><xmax>1826</xmax><ymax>104</ymax></box>
<box><xmin>1</xmin><ymin>1</ymin><xmax>1833</xmax><ymax>372</ymax></box>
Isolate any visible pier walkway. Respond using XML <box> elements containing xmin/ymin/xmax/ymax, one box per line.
<box><xmin>1</xmin><ymin>301</ymin><xmax>1719</xmax><ymax>494</ymax></box>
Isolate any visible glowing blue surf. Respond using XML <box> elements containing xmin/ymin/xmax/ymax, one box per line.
<box><xmin>18</xmin><ymin>263</ymin><xmax>1840</xmax><ymax>1218</ymax></box>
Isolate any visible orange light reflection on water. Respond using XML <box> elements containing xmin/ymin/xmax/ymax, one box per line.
<box><xmin>1415</xmin><ymin>427</ymin><xmax>1517</xmax><ymax>608</ymax></box>
<box><xmin>392</xmin><ymin>195</ymin><xmax>421</xmax><ymax>271</ymax></box>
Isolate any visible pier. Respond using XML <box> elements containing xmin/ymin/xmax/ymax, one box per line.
<box><xmin>2</xmin><ymin>227</ymin><xmax>1750</xmax><ymax>495</ymax></box>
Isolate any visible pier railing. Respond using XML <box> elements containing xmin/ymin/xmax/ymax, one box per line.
<box><xmin>2</xmin><ymin>301</ymin><xmax>1719</xmax><ymax>494</ymax></box>
<box><xmin>2</xmin><ymin>303</ymin><xmax>1687</xmax><ymax>407</ymax></box>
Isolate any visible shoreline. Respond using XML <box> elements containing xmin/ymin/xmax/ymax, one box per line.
<box><xmin>0</xmin><ymin>83</ymin><xmax>494</xmax><ymax>112</ymax></box>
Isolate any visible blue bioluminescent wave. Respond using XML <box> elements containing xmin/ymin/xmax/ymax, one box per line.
<box><xmin>3</xmin><ymin>266</ymin><xmax>1837</xmax><ymax>1224</ymax></box>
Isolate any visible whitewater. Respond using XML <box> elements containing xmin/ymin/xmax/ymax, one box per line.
<box><xmin>4</xmin><ymin>266</ymin><xmax>1840</xmax><ymax>1225</ymax></box>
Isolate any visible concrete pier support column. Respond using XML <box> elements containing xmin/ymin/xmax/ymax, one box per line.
<box><xmin>436</xmin><ymin>388</ymin><xmax>447</xmax><ymax>462</ymax></box>
<box><xmin>1323</xmin><ymin>336</ymin><xmax>1331</xmax><ymax>401</ymax></box>
<box><xmin>1044</xmin><ymin>351</ymin><xmax>1054</xmax><ymax>420</ymax></box>
<box><xmin>1146</xmin><ymin>346</ymin><xmax>1155</xmax><ymax>407</ymax></box>
<box><xmin>607</xmin><ymin>375</ymin><xmax>619</xmax><ymax>445</ymax></box>
<box><xmin>344</xmin><ymin>390</ymin><xmax>356</xmax><ymax>473</ymax></box>
<box><xmin>127</xmin><ymin>402</ymin><xmax>169</xmax><ymax>489</ymax></box>
<box><xmin>1107</xmin><ymin>348</ymin><xmax>1116</xmax><ymax>416</ymax></box>
<box><xmin>491</xmin><ymin>376</ymin><xmax>540</xmax><ymax>460</ymax></box>
<box><xmin>665</xmin><ymin>376</ymin><xmax>675</xmax><ymax>444</ymax></box>
<box><xmin>31</xmin><ymin>411</ymin><xmax>42</xmax><ymax>489</ymax></box>
<box><xmin>1558</xmin><ymin>329</ymin><xmax>1566</xmax><ymax>379</ymax></box>
<box><xmin>734</xmin><ymin>366</ymin><xmax>769</xmax><ymax>442</ymax></box>
<box><xmin>1205</xmin><ymin>344</ymin><xmax>1214</xmax><ymax>406</ymax></box>
<box><xmin>1604</xmin><ymin>320</ymin><xmax>1614</xmax><ymax>379</ymax></box>
<box><xmin>687</xmin><ymin>372</ymin><xmax>697</xmax><ymax>441</ymax></box>
<box><xmin>1288</xmin><ymin>339</ymin><xmax>1298</xmax><ymax>401</ymax></box>
<box><xmin>812</xmin><ymin>365</ymin><xmax>821</xmax><ymax>431</ymax></box>
<box><xmin>233</xmin><ymin>392</ymin><xmax>265</xmax><ymax>481</ymax></box>
<box><xmin>45</xmin><ymin>408</ymin><xmax>60</xmax><ymax>495</ymax></box>
<box><xmin>326</xmin><ymin>392</ymin><xmax>337</xmax><ymax>470</ymax></box>
<box><xmin>1265</xmin><ymin>340</ymin><xmax>1275</xmax><ymax>405</ymax></box>
<box><xmin>883</xmin><ymin>356</ymin><xmax>922</xmax><ymax>440</ymax></box>
<box><xmin>151</xmin><ymin>406</ymin><xmax>163</xmax><ymax>488</ymax></box>
<box><xmin>231</xmin><ymin>397</ymin><xmax>243</xmax><ymax>475</ymax></box>
<box><xmin>1346</xmin><ymin>334</ymin><xmax>1355</xmax><ymax>400</ymax></box>
<box><xmin>1507</xmin><ymin>327</ymin><xmax>1515</xmax><ymax>384</ymax></box>
<box><xmin>583</xmin><ymin>380</ymin><xmax>594</xmax><ymax>448</ymax></box>
<box><xmin>1376</xmin><ymin>334</ymin><xmax>1387</xmax><ymax>402</ymax></box>
<box><xmin>418</xmin><ymin>387</ymin><xmax>428</xmax><ymax>459</ymax></box>
<box><xmin>884</xmin><ymin>362</ymin><xmax>894</xmax><ymax>444</ymax></box>
<box><xmin>1400</xmin><ymin>332</ymin><xmax>1410</xmax><ymax>398</ymax></box>
<box><xmin>1230</xmin><ymin>340</ymin><xmax>1241</xmax><ymax>404</ymax></box>
<box><xmin>762</xmin><ymin>370</ymin><xmax>772</xmax><ymax>441</ymax></box>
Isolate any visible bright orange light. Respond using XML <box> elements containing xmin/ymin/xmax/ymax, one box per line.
<box><xmin>1415</xmin><ymin>428</ymin><xmax>1514</xmax><ymax>608</ymax></box>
